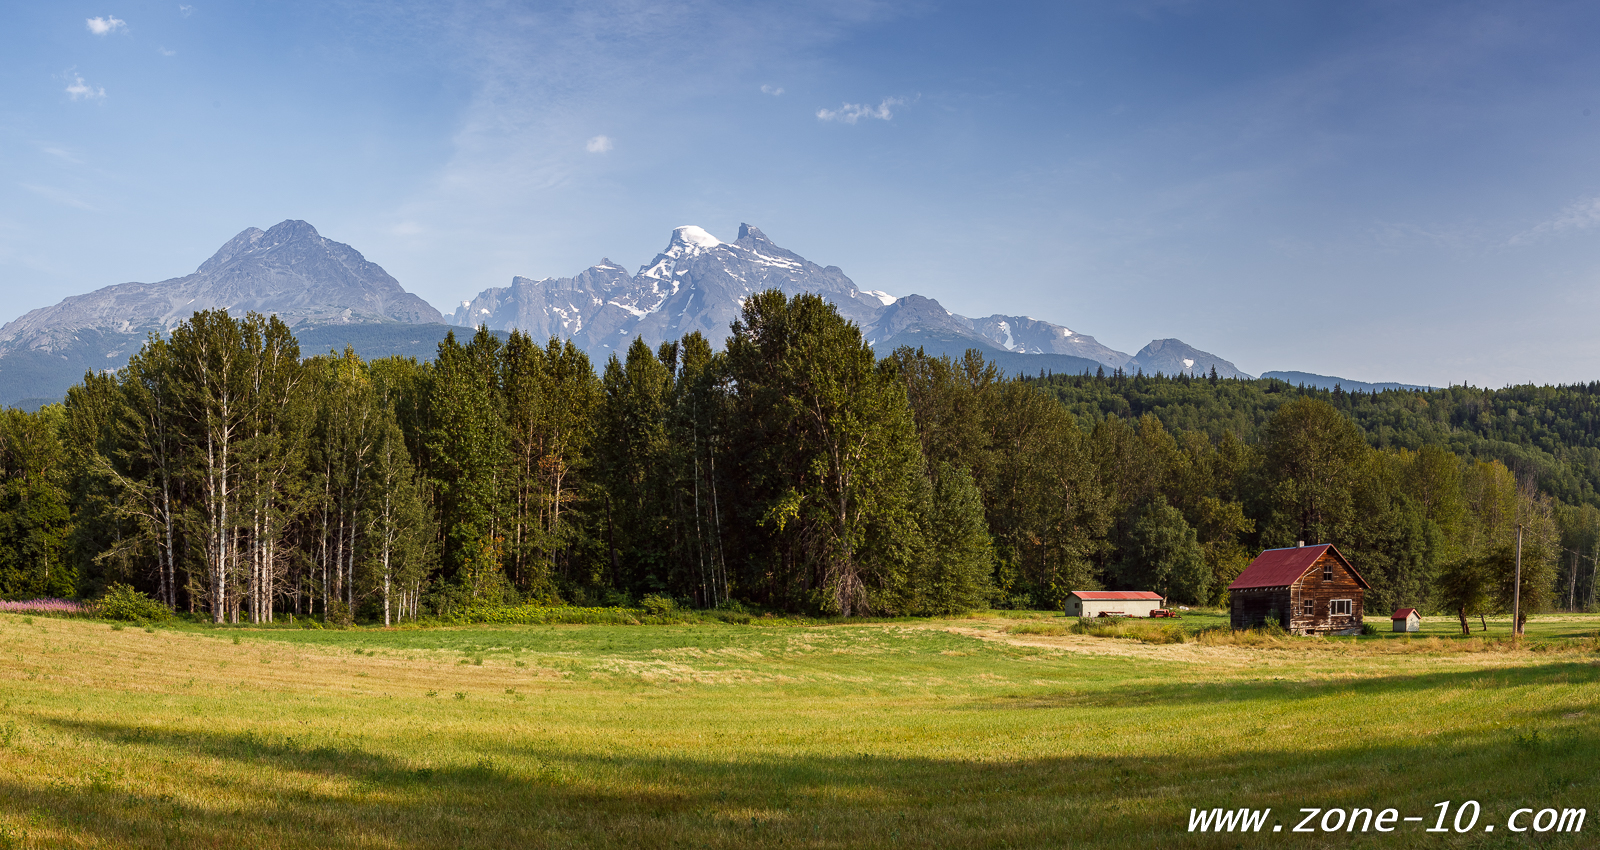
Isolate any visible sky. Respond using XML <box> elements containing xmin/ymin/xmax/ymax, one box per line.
<box><xmin>4</xmin><ymin>1</ymin><xmax>1600</xmax><ymax>386</ymax></box>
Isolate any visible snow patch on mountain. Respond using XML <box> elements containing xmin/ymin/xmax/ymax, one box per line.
<box><xmin>450</xmin><ymin>223</ymin><xmax>1247</xmax><ymax>378</ymax></box>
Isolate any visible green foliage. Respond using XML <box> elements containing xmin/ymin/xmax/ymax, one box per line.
<box><xmin>638</xmin><ymin>594</ymin><xmax>677</xmax><ymax>616</ymax></box>
<box><xmin>726</xmin><ymin>292</ymin><xmax>931</xmax><ymax>615</ymax></box>
<box><xmin>1117</xmin><ymin>497</ymin><xmax>1209</xmax><ymax>605</ymax></box>
<box><xmin>435</xmin><ymin>603</ymin><xmax>664</xmax><ymax>626</ymax></box>
<box><xmin>22</xmin><ymin>295</ymin><xmax>1600</xmax><ymax>626</ymax></box>
<box><xmin>911</xmin><ymin>464</ymin><xmax>996</xmax><ymax>615</ymax></box>
<box><xmin>95</xmin><ymin>582</ymin><xmax>171</xmax><ymax>622</ymax></box>
<box><xmin>0</xmin><ymin>406</ymin><xmax>73</xmax><ymax>600</ymax></box>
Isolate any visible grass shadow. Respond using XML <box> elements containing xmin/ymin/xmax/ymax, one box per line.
<box><xmin>6</xmin><ymin>711</ymin><xmax>1596</xmax><ymax>849</ymax></box>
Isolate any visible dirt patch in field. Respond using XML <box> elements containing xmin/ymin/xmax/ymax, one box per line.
<box><xmin>920</xmin><ymin>620</ymin><xmax>1596</xmax><ymax>672</ymax></box>
<box><xmin>933</xmin><ymin>624</ymin><xmax>1262</xmax><ymax>664</ymax></box>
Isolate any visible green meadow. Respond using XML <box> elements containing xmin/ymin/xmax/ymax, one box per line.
<box><xmin>3</xmin><ymin>612</ymin><xmax>1600</xmax><ymax>849</ymax></box>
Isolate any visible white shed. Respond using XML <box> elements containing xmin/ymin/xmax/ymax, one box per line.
<box><xmin>1064</xmin><ymin>591</ymin><xmax>1165</xmax><ymax>618</ymax></box>
<box><xmin>1391</xmin><ymin>608</ymin><xmax>1420</xmax><ymax>632</ymax></box>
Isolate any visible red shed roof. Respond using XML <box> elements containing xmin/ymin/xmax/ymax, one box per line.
<box><xmin>1392</xmin><ymin>608</ymin><xmax>1419</xmax><ymax>619</ymax></box>
<box><xmin>1069</xmin><ymin>591</ymin><xmax>1164</xmax><ymax>601</ymax></box>
<box><xmin>1227</xmin><ymin>544</ymin><xmax>1369</xmax><ymax>590</ymax></box>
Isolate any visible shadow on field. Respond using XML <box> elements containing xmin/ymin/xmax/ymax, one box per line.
<box><xmin>980</xmin><ymin>658</ymin><xmax>1600</xmax><ymax>714</ymax></box>
<box><xmin>6</xmin><ymin>702</ymin><xmax>1598</xmax><ymax>850</ymax></box>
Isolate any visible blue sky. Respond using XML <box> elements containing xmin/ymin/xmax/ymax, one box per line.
<box><xmin>4</xmin><ymin>1</ymin><xmax>1600</xmax><ymax>386</ymax></box>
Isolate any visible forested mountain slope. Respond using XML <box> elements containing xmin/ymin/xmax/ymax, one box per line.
<box><xmin>1033</xmin><ymin>371</ymin><xmax>1600</xmax><ymax>509</ymax></box>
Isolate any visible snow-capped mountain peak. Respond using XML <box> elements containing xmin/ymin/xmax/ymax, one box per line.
<box><xmin>450</xmin><ymin>223</ymin><xmax>1251</xmax><ymax>377</ymax></box>
<box><xmin>669</xmin><ymin>225</ymin><xmax>722</xmax><ymax>252</ymax></box>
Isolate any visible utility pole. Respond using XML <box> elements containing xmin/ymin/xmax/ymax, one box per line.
<box><xmin>1513</xmin><ymin>524</ymin><xmax>1524</xmax><ymax>637</ymax></box>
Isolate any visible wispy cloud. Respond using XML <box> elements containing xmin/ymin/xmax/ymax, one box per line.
<box><xmin>22</xmin><ymin>184</ymin><xmax>97</xmax><ymax>211</ymax></box>
<box><xmin>158</xmin><ymin>46</ymin><xmax>176</xmax><ymax>56</ymax></box>
<box><xmin>585</xmin><ymin>135</ymin><xmax>613</xmax><ymax>153</ymax></box>
<box><xmin>816</xmin><ymin>96</ymin><xmax>905</xmax><ymax>124</ymax></box>
<box><xmin>38</xmin><ymin>145</ymin><xmax>83</xmax><ymax>164</ymax></box>
<box><xmin>86</xmin><ymin>16</ymin><xmax>127</xmax><ymax>35</ymax></box>
<box><xmin>761</xmin><ymin>84</ymin><xmax>784</xmax><ymax>96</ymax></box>
<box><xmin>179</xmin><ymin>5</ymin><xmax>193</xmax><ymax>17</ymax></box>
<box><xmin>64</xmin><ymin>72</ymin><xmax>106</xmax><ymax>101</ymax></box>
<box><xmin>1508</xmin><ymin>197</ymin><xmax>1600</xmax><ymax>246</ymax></box>
<box><xmin>368</xmin><ymin>1</ymin><xmax>909</xmax><ymax>306</ymax></box>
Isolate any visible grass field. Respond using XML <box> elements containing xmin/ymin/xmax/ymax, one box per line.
<box><xmin>3</xmin><ymin>611</ymin><xmax>1600</xmax><ymax>849</ymax></box>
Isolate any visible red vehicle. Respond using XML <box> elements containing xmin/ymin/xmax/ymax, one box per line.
<box><xmin>1148</xmin><ymin>609</ymin><xmax>1182</xmax><ymax>618</ymax></box>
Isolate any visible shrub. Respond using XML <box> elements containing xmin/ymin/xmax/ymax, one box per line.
<box><xmin>96</xmin><ymin>584</ymin><xmax>171</xmax><ymax>623</ymax></box>
<box><xmin>437</xmin><ymin>604</ymin><xmax>644</xmax><ymax>626</ymax></box>
<box><xmin>324</xmin><ymin>600</ymin><xmax>353</xmax><ymax>629</ymax></box>
<box><xmin>639</xmin><ymin>594</ymin><xmax>677</xmax><ymax>616</ymax></box>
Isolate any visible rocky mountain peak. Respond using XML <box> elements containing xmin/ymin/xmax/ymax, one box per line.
<box><xmin>665</xmin><ymin>225</ymin><xmax>722</xmax><ymax>254</ymax></box>
<box><xmin>1130</xmin><ymin>338</ymin><xmax>1251</xmax><ymax>379</ymax></box>
<box><xmin>450</xmin><ymin>222</ymin><xmax>1252</xmax><ymax>379</ymax></box>
<box><xmin>0</xmin><ymin>220</ymin><xmax>441</xmax><ymax>357</ymax></box>
<box><xmin>260</xmin><ymin>218</ymin><xmax>321</xmax><ymax>244</ymax></box>
<box><xmin>197</xmin><ymin>226</ymin><xmax>267</xmax><ymax>274</ymax></box>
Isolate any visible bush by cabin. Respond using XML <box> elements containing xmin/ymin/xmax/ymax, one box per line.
<box><xmin>1227</xmin><ymin>544</ymin><xmax>1368</xmax><ymax>635</ymax></box>
<box><xmin>1064</xmin><ymin>590</ymin><xmax>1165</xmax><ymax>618</ymax></box>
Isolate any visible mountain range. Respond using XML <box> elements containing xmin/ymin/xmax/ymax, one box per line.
<box><xmin>452</xmin><ymin>223</ymin><xmax>1251</xmax><ymax>379</ymax></box>
<box><xmin>0</xmin><ymin>219</ymin><xmax>1258</xmax><ymax>406</ymax></box>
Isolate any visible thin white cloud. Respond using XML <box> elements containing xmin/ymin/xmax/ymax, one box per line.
<box><xmin>816</xmin><ymin>96</ymin><xmax>905</xmax><ymax>124</ymax></box>
<box><xmin>22</xmin><ymin>184</ymin><xmax>97</xmax><ymax>211</ymax></box>
<box><xmin>86</xmin><ymin>16</ymin><xmax>127</xmax><ymax>35</ymax></box>
<box><xmin>585</xmin><ymin>135</ymin><xmax>613</xmax><ymax>153</ymax></box>
<box><xmin>1509</xmin><ymin>196</ymin><xmax>1600</xmax><ymax>246</ymax></box>
<box><xmin>761</xmin><ymin>84</ymin><xmax>784</xmax><ymax>96</ymax></box>
<box><xmin>38</xmin><ymin>145</ymin><xmax>83</xmax><ymax>164</ymax></box>
<box><xmin>179</xmin><ymin>5</ymin><xmax>193</xmax><ymax>17</ymax></box>
<box><xmin>158</xmin><ymin>46</ymin><xmax>176</xmax><ymax>56</ymax></box>
<box><xmin>64</xmin><ymin>73</ymin><xmax>106</xmax><ymax>101</ymax></box>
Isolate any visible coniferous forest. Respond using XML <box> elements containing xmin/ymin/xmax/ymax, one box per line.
<box><xmin>1</xmin><ymin>289</ymin><xmax>1595</xmax><ymax>629</ymax></box>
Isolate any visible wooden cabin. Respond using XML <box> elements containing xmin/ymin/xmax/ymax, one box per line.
<box><xmin>1064</xmin><ymin>590</ymin><xmax>1164</xmax><ymax>618</ymax></box>
<box><xmin>1227</xmin><ymin>544</ymin><xmax>1368</xmax><ymax>635</ymax></box>
<box><xmin>1391</xmin><ymin>608</ymin><xmax>1420</xmax><ymax>632</ymax></box>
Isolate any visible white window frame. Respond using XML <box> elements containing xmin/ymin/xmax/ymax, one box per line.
<box><xmin>1330</xmin><ymin>598</ymin><xmax>1353</xmax><ymax>617</ymax></box>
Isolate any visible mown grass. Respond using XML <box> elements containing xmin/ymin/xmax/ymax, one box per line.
<box><xmin>3</xmin><ymin>612</ymin><xmax>1600</xmax><ymax>848</ymax></box>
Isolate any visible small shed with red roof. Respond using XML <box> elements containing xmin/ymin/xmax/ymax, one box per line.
<box><xmin>1227</xmin><ymin>544</ymin><xmax>1368</xmax><ymax>635</ymax></box>
<box><xmin>1064</xmin><ymin>590</ymin><xmax>1165</xmax><ymax>618</ymax></box>
<box><xmin>1391</xmin><ymin>608</ymin><xmax>1420</xmax><ymax>632</ymax></box>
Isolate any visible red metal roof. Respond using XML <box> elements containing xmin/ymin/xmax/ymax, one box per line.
<box><xmin>1392</xmin><ymin>608</ymin><xmax>1418</xmax><ymax>619</ymax></box>
<box><xmin>1070</xmin><ymin>591</ymin><xmax>1164</xmax><ymax>601</ymax></box>
<box><xmin>1227</xmin><ymin>544</ymin><xmax>1368</xmax><ymax>590</ymax></box>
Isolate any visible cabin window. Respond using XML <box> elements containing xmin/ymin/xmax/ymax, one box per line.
<box><xmin>1330</xmin><ymin>599</ymin><xmax>1353</xmax><ymax>616</ymax></box>
<box><xmin>1323</xmin><ymin>563</ymin><xmax>1334</xmax><ymax>581</ymax></box>
<box><xmin>1302</xmin><ymin>600</ymin><xmax>1313</xmax><ymax>615</ymax></box>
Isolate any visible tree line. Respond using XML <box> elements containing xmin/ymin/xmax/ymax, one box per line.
<box><xmin>0</xmin><ymin>292</ymin><xmax>1581</xmax><ymax>628</ymax></box>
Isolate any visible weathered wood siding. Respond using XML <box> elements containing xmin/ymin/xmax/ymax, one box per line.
<box><xmin>1287</xmin><ymin>551</ymin><xmax>1364</xmax><ymax>635</ymax></box>
<box><xmin>1230</xmin><ymin>588</ymin><xmax>1291</xmax><ymax>629</ymax></box>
